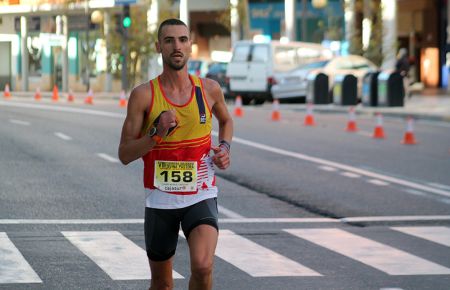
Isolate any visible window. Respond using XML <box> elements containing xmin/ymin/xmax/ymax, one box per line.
<box><xmin>232</xmin><ymin>45</ymin><xmax>250</xmax><ymax>62</ymax></box>
<box><xmin>251</xmin><ymin>45</ymin><xmax>269</xmax><ymax>62</ymax></box>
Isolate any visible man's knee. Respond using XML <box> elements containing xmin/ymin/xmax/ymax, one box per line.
<box><xmin>191</xmin><ymin>259</ymin><xmax>214</xmax><ymax>278</ymax></box>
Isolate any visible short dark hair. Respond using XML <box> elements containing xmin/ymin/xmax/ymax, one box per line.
<box><xmin>157</xmin><ymin>18</ymin><xmax>188</xmax><ymax>41</ymax></box>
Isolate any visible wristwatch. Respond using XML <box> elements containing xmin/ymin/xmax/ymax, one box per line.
<box><xmin>148</xmin><ymin>127</ymin><xmax>163</xmax><ymax>144</ymax></box>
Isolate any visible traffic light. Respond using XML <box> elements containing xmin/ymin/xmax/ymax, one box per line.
<box><xmin>122</xmin><ymin>5</ymin><xmax>131</xmax><ymax>29</ymax></box>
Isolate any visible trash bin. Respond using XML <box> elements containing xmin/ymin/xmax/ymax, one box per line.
<box><xmin>306</xmin><ymin>72</ymin><xmax>329</xmax><ymax>104</ymax></box>
<box><xmin>333</xmin><ymin>74</ymin><xmax>357</xmax><ymax>105</ymax></box>
<box><xmin>377</xmin><ymin>70</ymin><xmax>404</xmax><ymax>107</ymax></box>
<box><xmin>362</xmin><ymin>71</ymin><xmax>380</xmax><ymax>107</ymax></box>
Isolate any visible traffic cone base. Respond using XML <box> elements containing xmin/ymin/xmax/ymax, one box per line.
<box><xmin>346</xmin><ymin>121</ymin><xmax>358</xmax><ymax>132</ymax></box>
<box><xmin>304</xmin><ymin>115</ymin><xmax>315</xmax><ymax>126</ymax></box>
<box><xmin>52</xmin><ymin>85</ymin><xmax>59</xmax><ymax>102</ymax></box>
<box><xmin>271</xmin><ymin>99</ymin><xmax>281</xmax><ymax>121</ymax></box>
<box><xmin>67</xmin><ymin>91</ymin><xmax>75</xmax><ymax>102</ymax></box>
<box><xmin>373</xmin><ymin>126</ymin><xmax>385</xmax><ymax>139</ymax></box>
<box><xmin>119</xmin><ymin>98</ymin><xmax>127</xmax><ymax>107</ymax></box>
<box><xmin>4</xmin><ymin>83</ymin><xmax>11</xmax><ymax>98</ymax></box>
<box><xmin>401</xmin><ymin>132</ymin><xmax>417</xmax><ymax>145</ymax></box>
<box><xmin>233</xmin><ymin>96</ymin><xmax>244</xmax><ymax>117</ymax></box>
<box><xmin>34</xmin><ymin>88</ymin><xmax>41</xmax><ymax>101</ymax></box>
<box><xmin>84</xmin><ymin>89</ymin><xmax>94</xmax><ymax>105</ymax></box>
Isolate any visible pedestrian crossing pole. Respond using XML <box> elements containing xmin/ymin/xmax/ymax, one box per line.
<box><xmin>121</xmin><ymin>4</ymin><xmax>131</xmax><ymax>92</ymax></box>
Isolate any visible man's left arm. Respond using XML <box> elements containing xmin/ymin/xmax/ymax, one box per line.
<box><xmin>203</xmin><ymin>79</ymin><xmax>234</xmax><ymax>170</ymax></box>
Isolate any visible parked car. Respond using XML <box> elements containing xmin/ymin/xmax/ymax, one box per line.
<box><xmin>206</xmin><ymin>62</ymin><xmax>230</xmax><ymax>98</ymax></box>
<box><xmin>271</xmin><ymin>55</ymin><xmax>377</xmax><ymax>102</ymax></box>
<box><xmin>188</xmin><ymin>60</ymin><xmax>209</xmax><ymax>77</ymax></box>
<box><xmin>226</xmin><ymin>40</ymin><xmax>331</xmax><ymax>105</ymax></box>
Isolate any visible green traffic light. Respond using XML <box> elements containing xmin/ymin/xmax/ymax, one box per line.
<box><xmin>123</xmin><ymin>17</ymin><xmax>131</xmax><ymax>28</ymax></box>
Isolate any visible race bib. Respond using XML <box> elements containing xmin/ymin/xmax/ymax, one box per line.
<box><xmin>154</xmin><ymin>161</ymin><xmax>197</xmax><ymax>192</ymax></box>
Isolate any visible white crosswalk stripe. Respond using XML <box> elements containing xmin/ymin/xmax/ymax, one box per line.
<box><xmin>215</xmin><ymin>229</ymin><xmax>321</xmax><ymax>277</ymax></box>
<box><xmin>284</xmin><ymin>228</ymin><xmax>450</xmax><ymax>275</ymax></box>
<box><xmin>391</xmin><ymin>226</ymin><xmax>450</xmax><ymax>247</ymax></box>
<box><xmin>0</xmin><ymin>232</ymin><xmax>42</xmax><ymax>284</ymax></box>
<box><xmin>61</xmin><ymin>231</ymin><xmax>183</xmax><ymax>280</ymax></box>
<box><xmin>2</xmin><ymin>226</ymin><xmax>450</xmax><ymax>286</ymax></box>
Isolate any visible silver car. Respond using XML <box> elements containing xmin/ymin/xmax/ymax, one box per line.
<box><xmin>271</xmin><ymin>55</ymin><xmax>377</xmax><ymax>101</ymax></box>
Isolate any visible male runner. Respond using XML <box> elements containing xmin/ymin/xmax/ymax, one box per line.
<box><xmin>118</xmin><ymin>18</ymin><xmax>233</xmax><ymax>290</ymax></box>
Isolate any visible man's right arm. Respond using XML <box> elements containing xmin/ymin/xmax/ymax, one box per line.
<box><xmin>118</xmin><ymin>85</ymin><xmax>156</xmax><ymax>165</ymax></box>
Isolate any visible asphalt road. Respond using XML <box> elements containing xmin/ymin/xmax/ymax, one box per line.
<box><xmin>1</xmin><ymin>99</ymin><xmax>449</xmax><ymax>290</ymax></box>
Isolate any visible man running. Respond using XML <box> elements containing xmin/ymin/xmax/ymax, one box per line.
<box><xmin>118</xmin><ymin>18</ymin><xmax>233</xmax><ymax>290</ymax></box>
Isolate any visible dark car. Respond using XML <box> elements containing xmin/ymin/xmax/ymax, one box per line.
<box><xmin>206</xmin><ymin>62</ymin><xmax>229</xmax><ymax>98</ymax></box>
<box><xmin>188</xmin><ymin>60</ymin><xmax>209</xmax><ymax>77</ymax></box>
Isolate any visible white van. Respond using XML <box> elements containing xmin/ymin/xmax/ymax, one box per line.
<box><xmin>226</xmin><ymin>40</ymin><xmax>332</xmax><ymax>104</ymax></box>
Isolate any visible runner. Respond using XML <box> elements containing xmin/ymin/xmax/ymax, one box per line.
<box><xmin>118</xmin><ymin>18</ymin><xmax>233</xmax><ymax>290</ymax></box>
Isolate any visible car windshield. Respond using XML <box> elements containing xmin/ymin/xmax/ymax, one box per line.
<box><xmin>208</xmin><ymin>63</ymin><xmax>227</xmax><ymax>74</ymax></box>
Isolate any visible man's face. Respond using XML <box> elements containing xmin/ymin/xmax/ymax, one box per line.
<box><xmin>156</xmin><ymin>25</ymin><xmax>191</xmax><ymax>71</ymax></box>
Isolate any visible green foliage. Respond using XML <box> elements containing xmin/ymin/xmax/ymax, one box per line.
<box><xmin>363</xmin><ymin>0</ymin><xmax>383</xmax><ymax>66</ymax></box>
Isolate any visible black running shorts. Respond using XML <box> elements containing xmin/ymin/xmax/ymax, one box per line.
<box><xmin>144</xmin><ymin>198</ymin><xmax>219</xmax><ymax>261</ymax></box>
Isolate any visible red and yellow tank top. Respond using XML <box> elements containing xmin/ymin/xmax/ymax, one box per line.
<box><xmin>141</xmin><ymin>75</ymin><xmax>217</xmax><ymax>197</ymax></box>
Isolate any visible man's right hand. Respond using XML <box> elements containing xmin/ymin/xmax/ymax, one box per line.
<box><xmin>157</xmin><ymin>109</ymin><xmax>178</xmax><ymax>136</ymax></box>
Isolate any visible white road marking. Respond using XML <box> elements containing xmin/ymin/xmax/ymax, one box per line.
<box><xmin>368</xmin><ymin>179</ymin><xmax>390</xmax><ymax>186</ymax></box>
<box><xmin>217</xmin><ymin>205</ymin><xmax>244</xmax><ymax>218</ymax></box>
<box><xmin>54</xmin><ymin>132</ymin><xmax>72</xmax><ymax>141</ymax></box>
<box><xmin>97</xmin><ymin>153</ymin><xmax>120</xmax><ymax>163</ymax></box>
<box><xmin>9</xmin><ymin>119</ymin><xmax>30</xmax><ymax>126</ymax></box>
<box><xmin>341</xmin><ymin>172</ymin><xmax>361</xmax><ymax>178</ymax></box>
<box><xmin>0</xmin><ymin>232</ymin><xmax>42</xmax><ymax>284</ymax></box>
<box><xmin>391</xmin><ymin>227</ymin><xmax>450</xmax><ymax>247</ymax></box>
<box><xmin>0</xmin><ymin>101</ymin><xmax>125</xmax><ymax>118</ymax></box>
<box><xmin>319</xmin><ymin>165</ymin><xmax>338</xmax><ymax>172</ymax></box>
<box><xmin>341</xmin><ymin>216</ymin><xmax>450</xmax><ymax>223</ymax></box>
<box><xmin>403</xmin><ymin>189</ymin><xmax>450</xmax><ymax>204</ymax></box>
<box><xmin>211</xmin><ymin>132</ymin><xmax>450</xmax><ymax>198</ymax></box>
<box><xmin>428</xmin><ymin>182</ymin><xmax>450</xmax><ymax>191</ymax></box>
<box><xmin>380</xmin><ymin>288</ymin><xmax>404</xmax><ymax>290</ymax></box>
<box><xmin>62</xmin><ymin>231</ymin><xmax>183</xmax><ymax>280</ymax></box>
<box><xmin>1</xmin><ymin>216</ymin><xmax>450</xmax><ymax>225</ymax></box>
<box><xmin>215</xmin><ymin>229</ymin><xmax>321</xmax><ymax>277</ymax></box>
<box><xmin>285</xmin><ymin>228</ymin><xmax>450</xmax><ymax>275</ymax></box>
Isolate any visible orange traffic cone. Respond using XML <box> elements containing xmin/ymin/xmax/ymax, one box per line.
<box><xmin>401</xmin><ymin>117</ymin><xmax>418</xmax><ymax>145</ymax></box>
<box><xmin>84</xmin><ymin>88</ymin><xmax>94</xmax><ymax>105</ymax></box>
<box><xmin>52</xmin><ymin>85</ymin><xmax>59</xmax><ymax>102</ymax></box>
<box><xmin>271</xmin><ymin>99</ymin><xmax>281</xmax><ymax>121</ymax></box>
<box><xmin>119</xmin><ymin>90</ymin><xmax>127</xmax><ymax>107</ymax></box>
<box><xmin>345</xmin><ymin>106</ymin><xmax>358</xmax><ymax>132</ymax></box>
<box><xmin>4</xmin><ymin>83</ymin><xmax>11</xmax><ymax>98</ymax></box>
<box><xmin>233</xmin><ymin>95</ymin><xmax>243</xmax><ymax>117</ymax></box>
<box><xmin>67</xmin><ymin>89</ymin><xmax>75</xmax><ymax>102</ymax></box>
<box><xmin>34</xmin><ymin>87</ymin><xmax>41</xmax><ymax>101</ymax></box>
<box><xmin>304</xmin><ymin>102</ymin><xmax>316</xmax><ymax>126</ymax></box>
<box><xmin>372</xmin><ymin>113</ymin><xmax>385</xmax><ymax>139</ymax></box>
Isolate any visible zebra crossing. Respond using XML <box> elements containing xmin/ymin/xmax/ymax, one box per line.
<box><xmin>1</xmin><ymin>226</ymin><xmax>449</xmax><ymax>285</ymax></box>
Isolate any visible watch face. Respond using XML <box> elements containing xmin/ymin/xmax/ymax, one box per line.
<box><xmin>148</xmin><ymin>127</ymin><xmax>157</xmax><ymax>137</ymax></box>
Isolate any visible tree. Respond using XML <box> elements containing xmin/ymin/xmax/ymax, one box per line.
<box><xmin>363</xmin><ymin>0</ymin><xmax>383</xmax><ymax>66</ymax></box>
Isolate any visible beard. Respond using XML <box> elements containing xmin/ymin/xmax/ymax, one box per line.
<box><xmin>163</xmin><ymin>54</ymin><xmax>187</xmax><ymax>71</ymax></box>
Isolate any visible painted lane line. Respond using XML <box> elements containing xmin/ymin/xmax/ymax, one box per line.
<box><xmin>341</xmin><ymin>215</ymin><xmax>450</xmax><ymax>223</ymax></box>
<box><xmin>341</xmin><ymin>172</ymin><xmax>361</xmax><ymax>178</ymax></box>
<box><xmin>1</xmin><ymin>216</ymin><xmax>450</xmax><ymax>225</ymax></box>
<box><xmin>0</xmin><ymin>101</ymin><xmax>125</xmax><ymax>119</ymax></box>
<box><xmin>215</xmin><ymin>229</ymin><xmax>321</xmax><ymax>277</ymax></box>
<box><xmin>211</xmin><ymin>132</ymin><xmax>450</xmax><ymax>198</ymax></box>
<box><xmin>404</xmin><ymin>189</ymin><xmax>450</xmax><ymax>205</ymax></box>
<box><xmin>217</xmin><ymin>205</ymin><xmax>244</xmax><ymax>219</ymax></box>
<box><xmin>285</xmin><ymin>228</ymin><xmax>450</xmax><ymax>275</ymax></box>
<box><xmin>62</xmin><ymin>231</ymin><xmax>183</xmax><ymax>280</ymax></box>
<box><xmin>368</xmin><ymin>179</ymin><xmax>390</xmax><ymax>186</ymax></box>
<box><xmin>428</xmin><ymin>182</ymin><xmax>450</xmax><ymax>191</ymax></box>
<box><xmin>9</xmin><ymin>119</ymin><xmax>30</xmax><ymax>126</ymax></box>
<box><xmin>54</xmin><ymin>132</ymin><xmax>72</xmax><ymax>141</ymax></box>
<box><xmin>356</xmin><ymin>131</ymin><xmax>372</xmax><ymax>137</ymax></box>
<box><xmin>319</xmin><ymin>166</ymin><xmax>338</xmax><ymax>172</ymax></box>
<box><xmin>97</xmin><ymin>153</ymin><xmax>120</xmax><ymax>163</ymax></box>
<box><xmin>391</xmin><ymin>227</ymin><xmax>450</xmax><ymax>247</ymax></box>
<box><xmin>0</xmin><ymin>232</ymin><xmax>42</xmax><ymax>284</ymax></box>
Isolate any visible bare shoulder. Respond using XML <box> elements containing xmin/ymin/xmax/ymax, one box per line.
<box><xmin>201</xmin><ymin>77</ymin><xmax>223</xmax><ymax>103</ymax></box>
<box><xmin>128</xmin><ymin>81</ymin><xmax>152</xmax><ymax>112</ymax></box>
